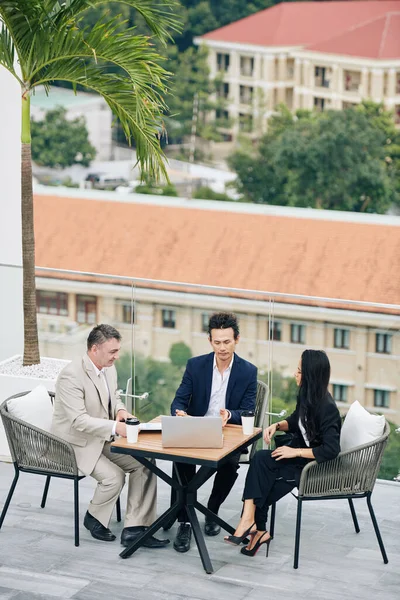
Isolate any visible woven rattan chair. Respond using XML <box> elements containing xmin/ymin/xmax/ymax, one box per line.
<box><xmin>0</xmin><ymin>391</ymin><xmax>121</xmax><ymax>546</ymax></box>
<box><xmin>269</xmin><ymin>421</ymin><xmax>390</xmax><ymax>569</ymax></box>
<box><xmin>240</xmin><ymin>380</ymin><xmax>269</xmax><ymax>464</ymax></box>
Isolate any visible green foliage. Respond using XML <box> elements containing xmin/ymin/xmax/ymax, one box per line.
<box><xmin>117</xmin><ymin>352</ymin><xmax>183</xmax><ymax>421</ymax></box>
<box><xmin>193</xmin><ymin>186</ymin><xmax>231</xmax><ymax>201</ymax></box>
<box><xmin>134</xmin><ymin>172</ymin><xmax>179</xmax><ymax>196</ymax></box>
<box><xmin>169</xmin><ymin>342</ymin><xmax>192</xmax><ymax>368</ymax></box>
<box><xmin>378</xmin><ymin>422</ymin><xmax>400</xmax><ymax>481</ymax></box>
<box><xmin>229</xmin><ymin>103</ymin><xmax>399</xmax><ymax>213</ymax></box>
<box><xmin>0</xmin><ymin>0</ymin><xmax>181</xmax><ymax>180</ymax></box>
<box><xmin>31</xmin><ymin>107</ymin><xmax>96</xmax><ymax>168</ymax></box>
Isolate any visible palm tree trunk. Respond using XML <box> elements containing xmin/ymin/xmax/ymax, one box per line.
<box><xmin>21</xmin><ymin>90</ymin><xmax>40</xmax><ymax>366</ymax></box>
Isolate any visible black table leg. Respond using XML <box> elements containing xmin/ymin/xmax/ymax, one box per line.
<box><xmin>194</xmin><ymin>502</ymin><xmax>235</xmax><ymax>535</ymax></box>
<box><xmin>186</xmin><ymin>503</ymin><xmax>214</xmax><ymax>574</ymax></box>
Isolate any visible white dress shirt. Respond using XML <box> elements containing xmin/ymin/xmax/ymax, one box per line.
<box><xmin>205</xmin><ymin>354</ymin><xmax>234</xmax><ymax>418</ymax></box>
<box><xmin>298</xmin><ymin>418</ymin><xmax>310</xmax><ymax>447</ymax></box>
<box><xmin>88</xmin><ymin>357</ymin><xmax>117</xmax><ymax>436</ymax></box>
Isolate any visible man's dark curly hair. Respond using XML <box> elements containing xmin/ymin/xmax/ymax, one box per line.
<box><xmin>208</xmin><ymin>312</ymin><xmax>239</xmax><ymax>340</ymax></box>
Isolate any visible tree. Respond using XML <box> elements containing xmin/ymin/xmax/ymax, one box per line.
<box><xmin>0</xmin><ymin>0</ymin><xmax>178</xmax><ymax>365</ymax></box>
<box><xmin>229</xmin><ymin>105</ymin><xmax>397</xmax><ymax>213</ymax></box>
<box><xmin>117</xmin><ymin>352</ymin><xmax>183</xmax><ymax>421</ymax></box>
<box><xmin>31</xmin><ymin>107</ymin><xmax>96</xmax><ymax>168</ymax></box>
<box><xmin>169</xmin><ymin>341</ymin><xmax>192</xmax><ymax>368</ymax></box>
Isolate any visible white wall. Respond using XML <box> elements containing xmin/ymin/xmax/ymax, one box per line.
<box><xmin>0</xmin><ymin>66</ymin><xmax>23</xmax><ymax>359</ymax></box>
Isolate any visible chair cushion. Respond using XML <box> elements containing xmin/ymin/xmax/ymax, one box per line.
<box><xmin>7</xmin><ymin>385</ymin><xmax>53</xmax><ymax>432</ymax></box>
<box><xmin>340</xmin><ymin>400</ymin><xmax>385</xmax><ymax>452</ymax></box>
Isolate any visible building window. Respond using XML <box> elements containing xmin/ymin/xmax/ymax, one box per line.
<box><xmin>240</xmin><ymin>56</ymin><xmax>254</xmax><ymax>77</ymax></box>
<box><xmin>332</xmin><ymin>384</ymin><xmax>348</xmax><ymax>402</ymax></box>
<box><xmin>334</xmin><ymin>328</ymin><xmax>350</xmax><ymax>349</ymax></box>
<box><xmin>269</xmin><ymin>321</ymin><xmax>282</xmax><ymax>341</ymax></box>
<box><xmin>314</xmin><ymin>66</ymin><xmax>330</xmax><ymax>88</ymax></box>
<box><xmin>37</xmin><ymin>290</ymin><xmax>68</xmax><ymax>316</ymax></box>
<box><xmin>290</xmin><ymin>324</ymin><xmax>305</xmax><ymax>344</ymax></box>
<box><xmin>313</xmin><ymin>97</ymin><xmax>325</xmax><ymax>111</ymax></box>
<box><xmin>162</xmin><ymin>309</ymin><xmax>176</xmax><ymax>329</ymax></box>
<box><xmin>374</xmin><ymin>389</ymin><xmax>390</xmax><ymax>408</ymax></box>
<box><xmin>239</xmin><ymin>85</ymin><xmax>253</xmax><ymax>105</ymax></box>
<box><xmin>375</xmin><ymin>333</ymin><xmax>392</xmax><ymax>354</ymax></box>
<box><xmin>116</xmin><ymin>299</ymin><xmax>135</xmax><ymax>325</ymax></box>
<box><xmin>76</xmin><ymin>294</ymin><xmax>97</xmax><ymax>324</ymax></box>
<box><xmin>215</xmin><ymin>108</ymin><xmax>229</xmax><ymax>123</ymax></box>
<box><xmin>238</xmin><ymin>113</ymin><xmax>253</xmax><ymax>132</ymax></box>
<box><xmin>201</xmin><ymin>313</ymin><xmax>210</xmax><ymax>333</ymax></box>
<box><xmin>217</xmin><ymin>82</ymin><xmax>230</xmax><ymax>99</ymax></box>
<box><xmin>216</xmin><ymin>52</ymin><xmax>230</xmax><ymax>72</ymax></box>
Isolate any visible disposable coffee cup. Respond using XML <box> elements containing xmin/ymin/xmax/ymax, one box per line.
<box><xmin>126</xmin><ymin>417</ymin><xmax>140</xmax><ymax>444</ymax></box>
<box><xmin>241</xmin><ymin>411</ymin><xmax>255</xmax><ymax>435</ymax></box>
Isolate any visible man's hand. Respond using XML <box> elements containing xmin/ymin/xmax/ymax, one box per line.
<box><xmin>220</xmin><ymin>409</ymin><xmax>230</xmax><ymax>427</ymax></box>
<box><xmin>116</xmin><ymin>409</ymin><xmax>133</xmax><ymax>422</ymax></box>
<box><xmin>263</xmin><ymin>423</ymin><xmax>278</xmax><ymax>444</ymax></box>
<box><xmin>175</xmin><ymin>409</ymin><xmax>188</xmax><ymax>417</ymax></box>
<box><xmin>115</xmin><ymin>421</ymin><xmax>127</xmax><ymax>437</ymax></box>
<box><xmin>271</xmin><ymin>446</ymin><xmax>298</xmax><ymax>461</ymax></box>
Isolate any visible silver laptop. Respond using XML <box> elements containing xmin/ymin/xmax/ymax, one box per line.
<box><xmin>161</xmin><ymin>416</ymin><xmax>223</xmax><ymax>448</ymax></box>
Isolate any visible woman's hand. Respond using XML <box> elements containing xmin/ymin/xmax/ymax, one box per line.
<box><xmin>271</xmin><ymin>446</ymin><xmax>299</xmax><ymax>461</ymax></box>
<box><xmin>263</xmin><ymin>423</ymin><xmax>278</xmax><ymax>444</ymax></box>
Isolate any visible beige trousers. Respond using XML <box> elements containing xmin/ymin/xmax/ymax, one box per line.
<box><xmin>88</xmin><ymin>442</ymin><xmax>157</xmax><ymax>529</ymax></box>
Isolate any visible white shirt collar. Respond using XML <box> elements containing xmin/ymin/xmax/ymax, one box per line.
<box><xmin>213</xmin><ymin>353</ymin><xmax>234</xmax><ymax>372</ymax></box>
<box><xmin>88</xmin><ymin>355</ymin><xmax>104</xmax><ymax>377</ymax></box>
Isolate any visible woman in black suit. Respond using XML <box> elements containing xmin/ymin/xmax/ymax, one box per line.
<box><xmin>225</xmin><ymin>349</ymin><xmax>341</xmax><ymax>557</ymax></box>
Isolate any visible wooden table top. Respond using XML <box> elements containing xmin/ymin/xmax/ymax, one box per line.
<box><xmin>111</xmin><ymin>418</ymin><xmax>262</xmax><ymax>466</ymax></box>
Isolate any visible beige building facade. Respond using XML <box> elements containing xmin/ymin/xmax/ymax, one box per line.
<box><xmin>36</xmin><ymin>277</ymin><xmax>400</xmax><ymax>425</ymax></box>
<box><xmin>198</xmin><ymin>40</ymin><xmax>400</xmax><ymax>141</ymax></box>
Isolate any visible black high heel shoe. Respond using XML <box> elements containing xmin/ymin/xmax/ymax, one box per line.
<box><xmin>240</xmin><ymin>532</ymin><xmax>273</xmax><ymax>557</ymax></box>
<box><xmin>224</xmin><ymin>522</ymin><xmax>256</xmax><ymax>546</ymax></box>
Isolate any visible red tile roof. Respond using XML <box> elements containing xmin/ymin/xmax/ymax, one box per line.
<box><xmin>307</xmin><ymin>12</ymin><xmax>400</xmax><ymax>59</ymax></box>
<box><xmin>33</xmin><ymin>194</ymin><xmax>400</xmax><ymax>310</ymax></box>
<box><xmin>200</xmin><ymin>1</ymin><xmax>400</xmax><ymax>59</ymax></box>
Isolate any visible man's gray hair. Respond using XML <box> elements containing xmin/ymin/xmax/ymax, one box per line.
<box><xmin>87</xmin><ymin>324</ymin><xmax>121</xmax><ymax>350</ymax></box>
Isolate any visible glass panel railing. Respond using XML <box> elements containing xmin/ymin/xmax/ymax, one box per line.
<box><xmin>32</xmin><ymin>266</ymin><xmax>400</xmax><ymax>481</ymax></box>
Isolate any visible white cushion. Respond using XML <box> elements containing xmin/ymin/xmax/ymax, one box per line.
<box><xmin>7</xmin><ymin>385</ymin><xmax>53</xmax><ymax>432</ymax></box>
<box><xmin>340</xmin><ymin>400</ymin><xmax>385</xmax><ymax>452</ymax></box>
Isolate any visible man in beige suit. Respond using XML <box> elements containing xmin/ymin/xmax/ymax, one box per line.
<box><xmin>52</xmin><ymin>324</ymin><xmax>169</xmax><ymax>547</ymax></box>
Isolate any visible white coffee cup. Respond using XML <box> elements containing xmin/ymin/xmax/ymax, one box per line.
<box><xmin>126</xmin><ymin>418</ymin><xmax>140</xmax><ymax>444</ymax></box>
<box><xmin>241</xmin><ymin>412</ymin><xmax>255</xmax><ymax>435</ymax></box>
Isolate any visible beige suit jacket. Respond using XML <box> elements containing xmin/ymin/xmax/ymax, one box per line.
<box><xmin>51</xmin><ymin>354</ymin><xmax>125</xmax><ymax>475</ymax></box>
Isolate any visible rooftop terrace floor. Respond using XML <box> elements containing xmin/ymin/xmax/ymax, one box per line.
<box><xmin>0</xmin><ymin>460</ymin><xmax>399</xmax><ymax>600</ymax></box>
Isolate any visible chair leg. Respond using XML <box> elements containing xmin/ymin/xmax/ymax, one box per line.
<box><xmin>269</xmin><ymin>502</ymin><xmax>276</xmax><ymax>539</ymax></box>
<box><xmin>293</xmin><ymin>498</ymin><xmax>302</xmax><ymax>569</ymax></box>
<box><xmin>0</xmin><ymin>468</ymin><xmax>20</xmax><ymax>529</ymax></box>
<box><xmin>348</xmin><ymin>498</ymin><xmax>360</xmax><ymax>533</ymax></box>
<box><xmin>41</xmin><ymin>476</ymin><xmax>51</xmax><ymax>509</ymax></box>
<box><xmin>366</xmin><ymin>493</ymin><xmax>388</xmax><ymax>564</ymax></box>
<box><xmin>74</xmin><ymin>477</ymin><xmax>80</xmax><ymax>547</ymax></box>
<box><xmin>116</xmin><ymin>496</ymin><xmax>122</xmax><ymax>523</ymax></box>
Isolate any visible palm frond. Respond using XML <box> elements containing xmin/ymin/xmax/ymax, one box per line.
<box><xmin>60</xmin><ymin>0</ymin><xmax>181</xmax><ymax>43</ymax></box>
<box><xmin>0</xmin><ymin>23</ymin><xmax>20</xmax><ymax>81</ymax></box>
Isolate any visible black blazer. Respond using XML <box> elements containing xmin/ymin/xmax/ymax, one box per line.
<box><xmin>171</xmin><ymin>352</ymin><xmax>257</xmax><ymax>425</ymax></box>
<box><xmin>286</xmin><ymin>392</ymin><xmax>341</xmax><ymax>463</ymax></box>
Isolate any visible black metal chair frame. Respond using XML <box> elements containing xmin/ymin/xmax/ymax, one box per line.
<box><xmin>269</xmin><ymin>421</ymin><xmax>390</xmax><ymax>569</ymax></box>
<box><xmin>239</xmin><ymin>380</ymin><xmax>269</xmax><ymax>464</ymax></box>
<box><xmin>0</xmin><ymin>391</ymin><xmax>121</xmax><ymax>547</ymax></box>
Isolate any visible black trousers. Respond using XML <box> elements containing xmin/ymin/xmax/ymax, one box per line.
<box><xmin>243</xmin><ymin>449</ymin><xmax>306</xmax><ymax>530</ymax></box>
<box><xmin>173</xmin><ymin>452</ymin><xmax>241</xmax><ymax>522</ymax></box>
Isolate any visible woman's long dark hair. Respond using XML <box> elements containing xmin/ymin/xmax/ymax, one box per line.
<box><xmin>298</xmin><ymin>349</ymin><xmax>331</xmax><ymax>442</ymax></box>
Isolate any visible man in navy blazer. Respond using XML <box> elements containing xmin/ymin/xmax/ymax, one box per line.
<box><xmin>170</xmin><ymin>312</ymin><xmax>257</xmax><ymax>553</ymax></box>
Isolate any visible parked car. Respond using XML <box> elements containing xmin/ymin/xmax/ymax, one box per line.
<box><xmin>84</xmin><ymin>172</ymin><xmax>128</xmax><ymax>190</ymax></box>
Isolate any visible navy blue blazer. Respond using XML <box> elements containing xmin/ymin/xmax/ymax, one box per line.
<box><xmin>171</xmin><ymin>352</ymin><xmax>257</xmax><ymax>425</ymax></box>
